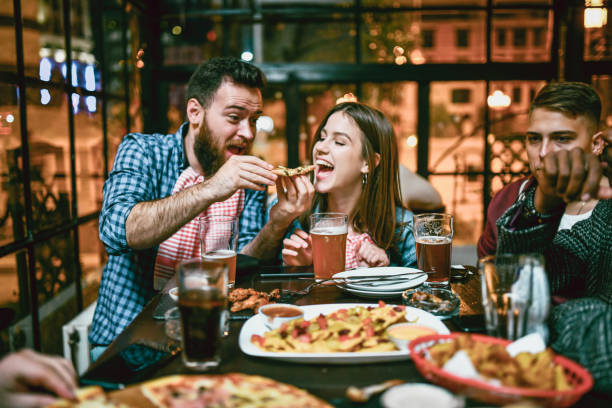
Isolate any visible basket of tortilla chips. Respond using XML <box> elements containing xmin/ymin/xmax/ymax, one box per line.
<box><xmin>409</xmin><ymin>333</ymin><xmax>593</xmax><ymax>407</ymax></box>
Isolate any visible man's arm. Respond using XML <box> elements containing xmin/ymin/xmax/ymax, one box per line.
<box><xmin>126</xmin><ymin>155</ymin><xmax>278</xmax><ymax>250</ymax></box>
<box><xmin>241</xmin><ymin>175</ymin><xmax>314</xmax><ymax>260</ymax></box>
<box><xmin>398</xmin><ymin>164</ymin><xmax>443</xmax><ymax>211</ymax></box>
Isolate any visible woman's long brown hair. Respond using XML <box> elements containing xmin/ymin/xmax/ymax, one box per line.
<box><xmin>301</xmin><ymin>102</ymin><xmax>403</xmax><ymax>249</ymax></box>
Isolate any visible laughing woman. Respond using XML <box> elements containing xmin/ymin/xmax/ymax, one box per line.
<box><xmin>282</xmin><ymin>102</ymin><xmax>417</xmax><ymax>268</ymax></box>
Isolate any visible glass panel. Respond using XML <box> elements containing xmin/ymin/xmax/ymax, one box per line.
<box><xmin>584</xmin><ymin>7</ymin><xmax>612</xmax><ymax>61</ymax></box>
<box><xmin>105</xmin><ymin>98</ymin><xmax>126</xmax><ymax>171</ymax></box>
<box><xmin>0</xmin><ymin>251</ymin><xmax>29</xmax><ymax>353</ymax></box>
<box><xmin>429</xmin><ymin>81</ymin><xmax>485</xmax><ymax>173</ymax></box>
<box><xmin>487</xmin><ymin>80</ymin><xmax>545</xmax><ymax>195</ymax></box>
<box><xmin>362</xmin><ymin>11</ymin><xmax>486</xmax><ymax>64</ymax></box>
<box><xmin>592</xmin><ymin>75</ymin><xmax>612</xmax><ymax>129</ymax></box>
<box><xmin>492</xmin><ymin>10</ymin><xmax>552</xmax><ymax>62</ymax></box>
<box><xmin>252</xmin><ymin>85</ymin><xmax>287</xmax><ymax>167</ymax></box>
<box><xmin>162</xmin><ymin>16</ymin><xmax>224</xmax><ymax>65</ymax></box>
<box><xmin>263</xmin><ymin>21</ymin><xmax>355</xmax><ymax>63</ymax></box>
<box><xmin>362</xmin><ymin>82</ymin><xmax>418</xmax><ymax>172</ymax></box>
<box><xmin>430</xmin><ymin>175</ymin><xmax>483</xmax><ymax>245</ymax></box>
<box><xmin>300</xmin><ymin>84</ymin><xmax>357</xmax><ymax>164</ymax></box>
<box><xmin>103</xmin><ymin>3</ymin><xmax>126</xmax><ymax>96</ymax></box>
<box><xmin>26</xmin><ymin>85</ymin><xmax>73</xmax><ymax>232</ymax></box>
<box><xmin>494</xmin><ymin>0</ymin><xmax>552</xmax><ymax>5</ymax></box>
<box><xmin>362</xmin><ymin>0</ymin><xmax>486</xmax><ymax>5</ymax></box>
<box><xmin>0</xmin><ymin>0</ymin><xmax>16</xmax><ymax>71</ymax></box>
<box><xmin>79</xmin><ymin>219</ymin><xmax>105</xmax><ymax>306</ymax></box>
<box><xmin>35</xmin><ymin>231</ymin><xmax>78</xmax><ymax>354</ymax></box>
<box><xmin>23</xmin><ymin>0</ymin><xmax>66</xmax><ymax>80</ymax></box>
<box><xmin>167</xmin><ymin>83</ymin><xmax>187</xmax><ymax>134</ymax></box>
<box><xmin>70</xmin><ymin>0</ymin><xmax>101</xmax><ymax>92</ymax></box>
<box><xmin>74</xmin><ymin>94</ymin><xmax>103</xmax><ymax>217</ymax></box>
<box><xmin>0</xmin><ymin>83</ymin><xmax>24</xmax><ymax>245</ymax></box>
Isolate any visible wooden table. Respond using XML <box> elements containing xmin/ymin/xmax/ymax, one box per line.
<box><xmin>84</xmin><ymin>259</ymin><xmax>485</xmax><ymax>406</ymax></box>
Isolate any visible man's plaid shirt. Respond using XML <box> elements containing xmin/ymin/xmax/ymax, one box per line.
<box><xmin>89</xmin><ymin>123</ymin><xmax>266</xmax><ymax>346</ymax></box>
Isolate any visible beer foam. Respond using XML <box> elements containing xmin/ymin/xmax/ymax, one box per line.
<box><xmin>415</xmin><ymin>236</ymin><xmax>452</xmax><ymax>244</ymax></box>
<box><xmin>204</xmin><ymin>249</ymin><xmax>236</xmax><ymax>259</ymax></box>
<box><xmin>311</xmin><ymin>225</ymin><xmax>347</xmax><ymax>235</ymax></box>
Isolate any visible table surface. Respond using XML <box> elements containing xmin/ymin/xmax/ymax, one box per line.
<box><xmin>83</xmin><ymin>260</ymin><xmax>607</xmax><ymax>407</ymax></box>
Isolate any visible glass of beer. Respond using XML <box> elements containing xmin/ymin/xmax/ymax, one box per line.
<box><xmin>200</xmin><ymin>215</ymin><xmax>238</xmax><ymax>288</ymax></box>
<box><xmin>413</xmin><ymin>213</ymin><xmax>453</xmax><ymax>287</ymax></box>
<box><xmin>177</xmin><ymin>258</ymin><xmax>228</xmax><ymax>370</ymax></box>
<box><xmin>310</xmin><ymin>212</ymin><xmax>348</xmax><ymax>280</ymax></box>
<box><xmin>478</xmin><ymin>254</ymin><xmax>549</xmax><ymax>340</ymax></box>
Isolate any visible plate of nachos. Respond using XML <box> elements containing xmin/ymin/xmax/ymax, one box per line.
<box><xmin>239</xmin><ymin>302</ymin><xmax>449</xmax><ymax>364</ymax></box>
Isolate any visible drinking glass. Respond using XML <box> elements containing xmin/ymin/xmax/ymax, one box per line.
<box><xmin>413</xmin><ymin>213</ymin><xmax>454</xmax><ymax>287</ymax></box>
<box><xmin>309</xmin><ymin>213</ymin><xmax>348</xmax><ymax>280</ymax></box>
<box><xmin>478</xmin><ymin>254</ymin><xmax>550</xmax><ymax>341</ymax></box>
<box><xmin>177</xmin><ymin>258</ymin><xmax>228</xmax><ymax>370</ymax></box>
<box><xmin>200</xmin><ymin>215</ymin><xmax>238</xmax><ymax>288</ymax></box>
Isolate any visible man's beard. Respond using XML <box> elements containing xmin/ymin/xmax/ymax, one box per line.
<box><xmin>194</xmin><ymin>121</ymin><xmax>224</xmax><ymax>176</ymax></box>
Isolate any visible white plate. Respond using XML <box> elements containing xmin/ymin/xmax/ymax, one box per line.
<box><xmin>333</xmin><ymin>267</ymin><xmax>427</xmax><ymax>292</ymax></box>
<box><xmin>239</xmin><ymin>303</ymin><xmax>449</xmax><ymax>364</ymax></box>
<box><xmin>338</xmin><ymin>285</ymin><xmax>405</xmax><ymax>299</ymax></box>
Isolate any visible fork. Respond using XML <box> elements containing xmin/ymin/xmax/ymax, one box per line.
<box><xmin>277</xmin><ymin>278</ymin><xmax>339</xmax><ymax>300</ymax></box>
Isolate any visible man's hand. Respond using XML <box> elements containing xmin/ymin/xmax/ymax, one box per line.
<box><xmin>282</xmin><ymin>229</ymin><xmax>313</xmax><ymax>266</ymax></box>
<box><xmin>356</xmin><ymin>239</ymin><xmax>389</xmax><ymax>268</ymax></box>
<box><xmin>204</xmin><ymin>155</ymin><xmax>277</xmax><ymax>202</ymax></box>
<box><xmin>270</xmin><ymin>175</ymin><xmax>315</xmax><ymax>229</ymax></box>
<box><xmin>0</xmin><ymin>349</ymin><xmax>77</xmax><ymax>408</ymax></box>
<box><xmin>534</xmin><ymin>147</ymin><xmax>612</xmax><ymax>214</ymax></box>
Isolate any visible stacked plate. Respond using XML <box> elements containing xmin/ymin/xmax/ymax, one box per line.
<box><xmin>332</xmin><ymin>267</ymin><xmax>428</xmax><ymax>299</ymax></box>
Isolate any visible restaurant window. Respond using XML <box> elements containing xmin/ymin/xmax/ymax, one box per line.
<box><xmin>252</xmin><ymin>85</ymin><xmax>287</xmax><ymax>168</ymax></box>
<box><xmin>496</xmin><ymin>28</ymin><xmax>507</xmax><ymax>46</ymax></box>
<box><xmin>532</xmin><ymin>27</ymin><xmax>545</xmax><ymax>47</ymax></box>
<box><xmin>422</xmin><ymin>29</ymin><xmax>435</xmax><ymax>48</ymax></box>
<box><xmin>584</xmin><ymin>6</ymin><xmax>612</xmax><ymax>61</ymax></box>
<box><xmin>513</xmin><ymin>28</ymin><xmax>527</xmax><ymax>47</ymax></box>
<box><xmin>456</xmin><ymin>28</ymin><xmax>470</xmax><ymax>48</ymax></box>
<box><xmin>512</xmin><ymin>86</ymin><xmax>521</xmax><ymax>104</ymax></box>
<box><xmin>451</xmin><ymin>88</ymin><xmax>472</xmax><ymax>104</ymax></box>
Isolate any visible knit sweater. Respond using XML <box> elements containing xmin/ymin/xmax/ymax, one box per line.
<box><xmin>497</xmin><ymin>187</ymin><xmax>612</xmax><ymax>391</ymax></box>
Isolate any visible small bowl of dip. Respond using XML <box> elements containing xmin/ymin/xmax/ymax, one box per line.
<box><xmin>258</xmin><ymin>303</ymin><xmax>303</xmax><ymax>330</ymax></box>
<box><xmin>386</xmin><ymin>322</ymin><xmax>438</xmax><ymax>351</ymax></box>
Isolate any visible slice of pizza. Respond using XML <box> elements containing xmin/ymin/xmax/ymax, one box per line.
<box><xmin>46</xmin><ymin>385</ymin><xmax>127</xmax><ymax>408</ymax></box>
<box><xmin>271</xmin><ymin>165</ymin><xmax>315</xmax><ymax>177</ymax></box>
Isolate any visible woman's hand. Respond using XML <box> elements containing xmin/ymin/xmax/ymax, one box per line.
<box><xmin>356</xmin><ymin>239</ymin><xmax>389</xmax><ymax>267</ymax></box>
<box><xmin>281</xmin><ymin>229</ymin><xmax>313</xmax><ymax>266</ymax></box>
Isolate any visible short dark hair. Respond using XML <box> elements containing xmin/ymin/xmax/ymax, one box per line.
<box><xmin>187</xmin><ymin>57</ymin><xmax>266</xmax><ymax>108</ymax></box>
<box><xmin>530</xmin><ymin>82</ymin><xmax>601</xmax><ymax>129</ymax></box>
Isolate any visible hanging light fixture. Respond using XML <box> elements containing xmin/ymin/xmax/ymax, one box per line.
<box><xmin>585</xmin><ymin>0</ymin><xmax>608</xmax><ymax>28</ymax></box>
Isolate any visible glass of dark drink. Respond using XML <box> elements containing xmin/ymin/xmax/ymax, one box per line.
<box><xmin>478</xmin><ymin>254</ymin><xmax>549</xmax><ymax>340</ymax></box>
<box><xmin>177</xmin><ymin>258</ymin><xmax>228</xmax><ymax>370</ymax></box>
<box><xmin>310</xmin><ymin>213</ymin><xmax>348</xmax><ymax>281</ymax></box>
<box><xmin>200</xmin><ymin>215</ymin><xmax>238</xmax><ymax>288</ymax></box>
<box><xmin>413</xmin><ymin>213</ymin><xmax>454</xmax><ymax>287</ymax></box>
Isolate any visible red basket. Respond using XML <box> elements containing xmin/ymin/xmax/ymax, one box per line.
<box><xmin>408</xmin><ymin>333</ymin><xmax>593</xmax><ymax>407</ymax></box>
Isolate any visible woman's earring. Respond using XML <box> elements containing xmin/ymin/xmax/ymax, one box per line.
<box><xmin>362</xmin><ymin>172</ymin><xmax>368</xmax><ymax>186</ymax></box>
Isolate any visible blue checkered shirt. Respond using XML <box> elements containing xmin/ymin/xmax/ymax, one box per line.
<box><xmin>89</xmin><ymin>123</ymin><xmax>266</xmax><ymax>346</ymax></box>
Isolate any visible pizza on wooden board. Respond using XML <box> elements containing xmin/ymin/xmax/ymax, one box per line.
<box><xmin>271</xmin><ymin>165</ymin><xmax>315</xmax><ymax>177</ymax></box>
<box><xmin>140</xmin><ymin>373</ymin><xmax>332</xmax><ymax>408</ymax></box>
<box><xmin>46</xmin><ymin>385</ymin><xmax>129</xmax><ymax>407</ymax></box>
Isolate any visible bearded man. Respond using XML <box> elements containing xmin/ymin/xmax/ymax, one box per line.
<box><xmin>90</xmin><ymin>57</ymin><xmax>313</xmax><ymax>357</ymax></box>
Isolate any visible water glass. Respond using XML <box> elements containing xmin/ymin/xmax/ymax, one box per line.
<box><xmin>478</xmin><ymin>254</ymin><xmax>550</xmax><ymax>341</ymax></box>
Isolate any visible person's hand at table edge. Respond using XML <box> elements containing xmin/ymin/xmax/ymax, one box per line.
<box><xmin>0</xmin><ymin>349</ymin><xmax>77</xmax><ymax>407</ymax></box>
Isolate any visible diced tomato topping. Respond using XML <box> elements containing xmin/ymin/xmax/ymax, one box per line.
<box><xmin>339</xmin><ymin>334</ymin><xmax>350</xmax><ymax>342</ymax></box>
<box><xmin>317</xmin><ymin>316</ymin><xmax>327</xmax><ymax>330</ymax></box>
<box><xmin>338</xmin><ymin>308</ymin><xmax>348</xmax><ymax>313</ymax></box>
<box><xmin>251</xmin><ymin>334</ymin><xmax>265</xmax><ymax>347</ymax></box>
<box><xmin>329</xmin><ymin>313</ymin><xmax>337</xmax><ymax>320</ymax></box>
<box><xmin>390</xmin><ymin>310</ymin><xmax>396</xmax><ymax>317</ymax></box>
<box><xmin>365</xmin><ymin>326</ymin><xmax>375</xmax><ymax>337</ymax></box>
<box><xmin>298</xmin><ymin>333</ymin><xmax>312</xmax><ymax>343</ymax></box>
<box><xmin>280</xmin><ymin>323</ymin><xmax>289</xmax><ymax>331</ymax></box>
<box><xmin>300</xmin><ymin>320</ymin><xmax>310</xmax><ymax>328</ymax></box>
<box><xmin>394</xmin><ymin>305</ymin><xmax>406</xmax><ymax>311</ymax></box>
<box><xmin>363</xmin><ymin>317</ymin><xmax>372</xmax><ymax>325</ymax></box>
<box><xmin>378</xmin><ymin>300</ymin><xmax>386</xmax><ymax>307</ymax></box>
<box><xmin>291</xmin><ymin>329</ymin><xmax>299</xmax><ymax>338</ymax></box>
